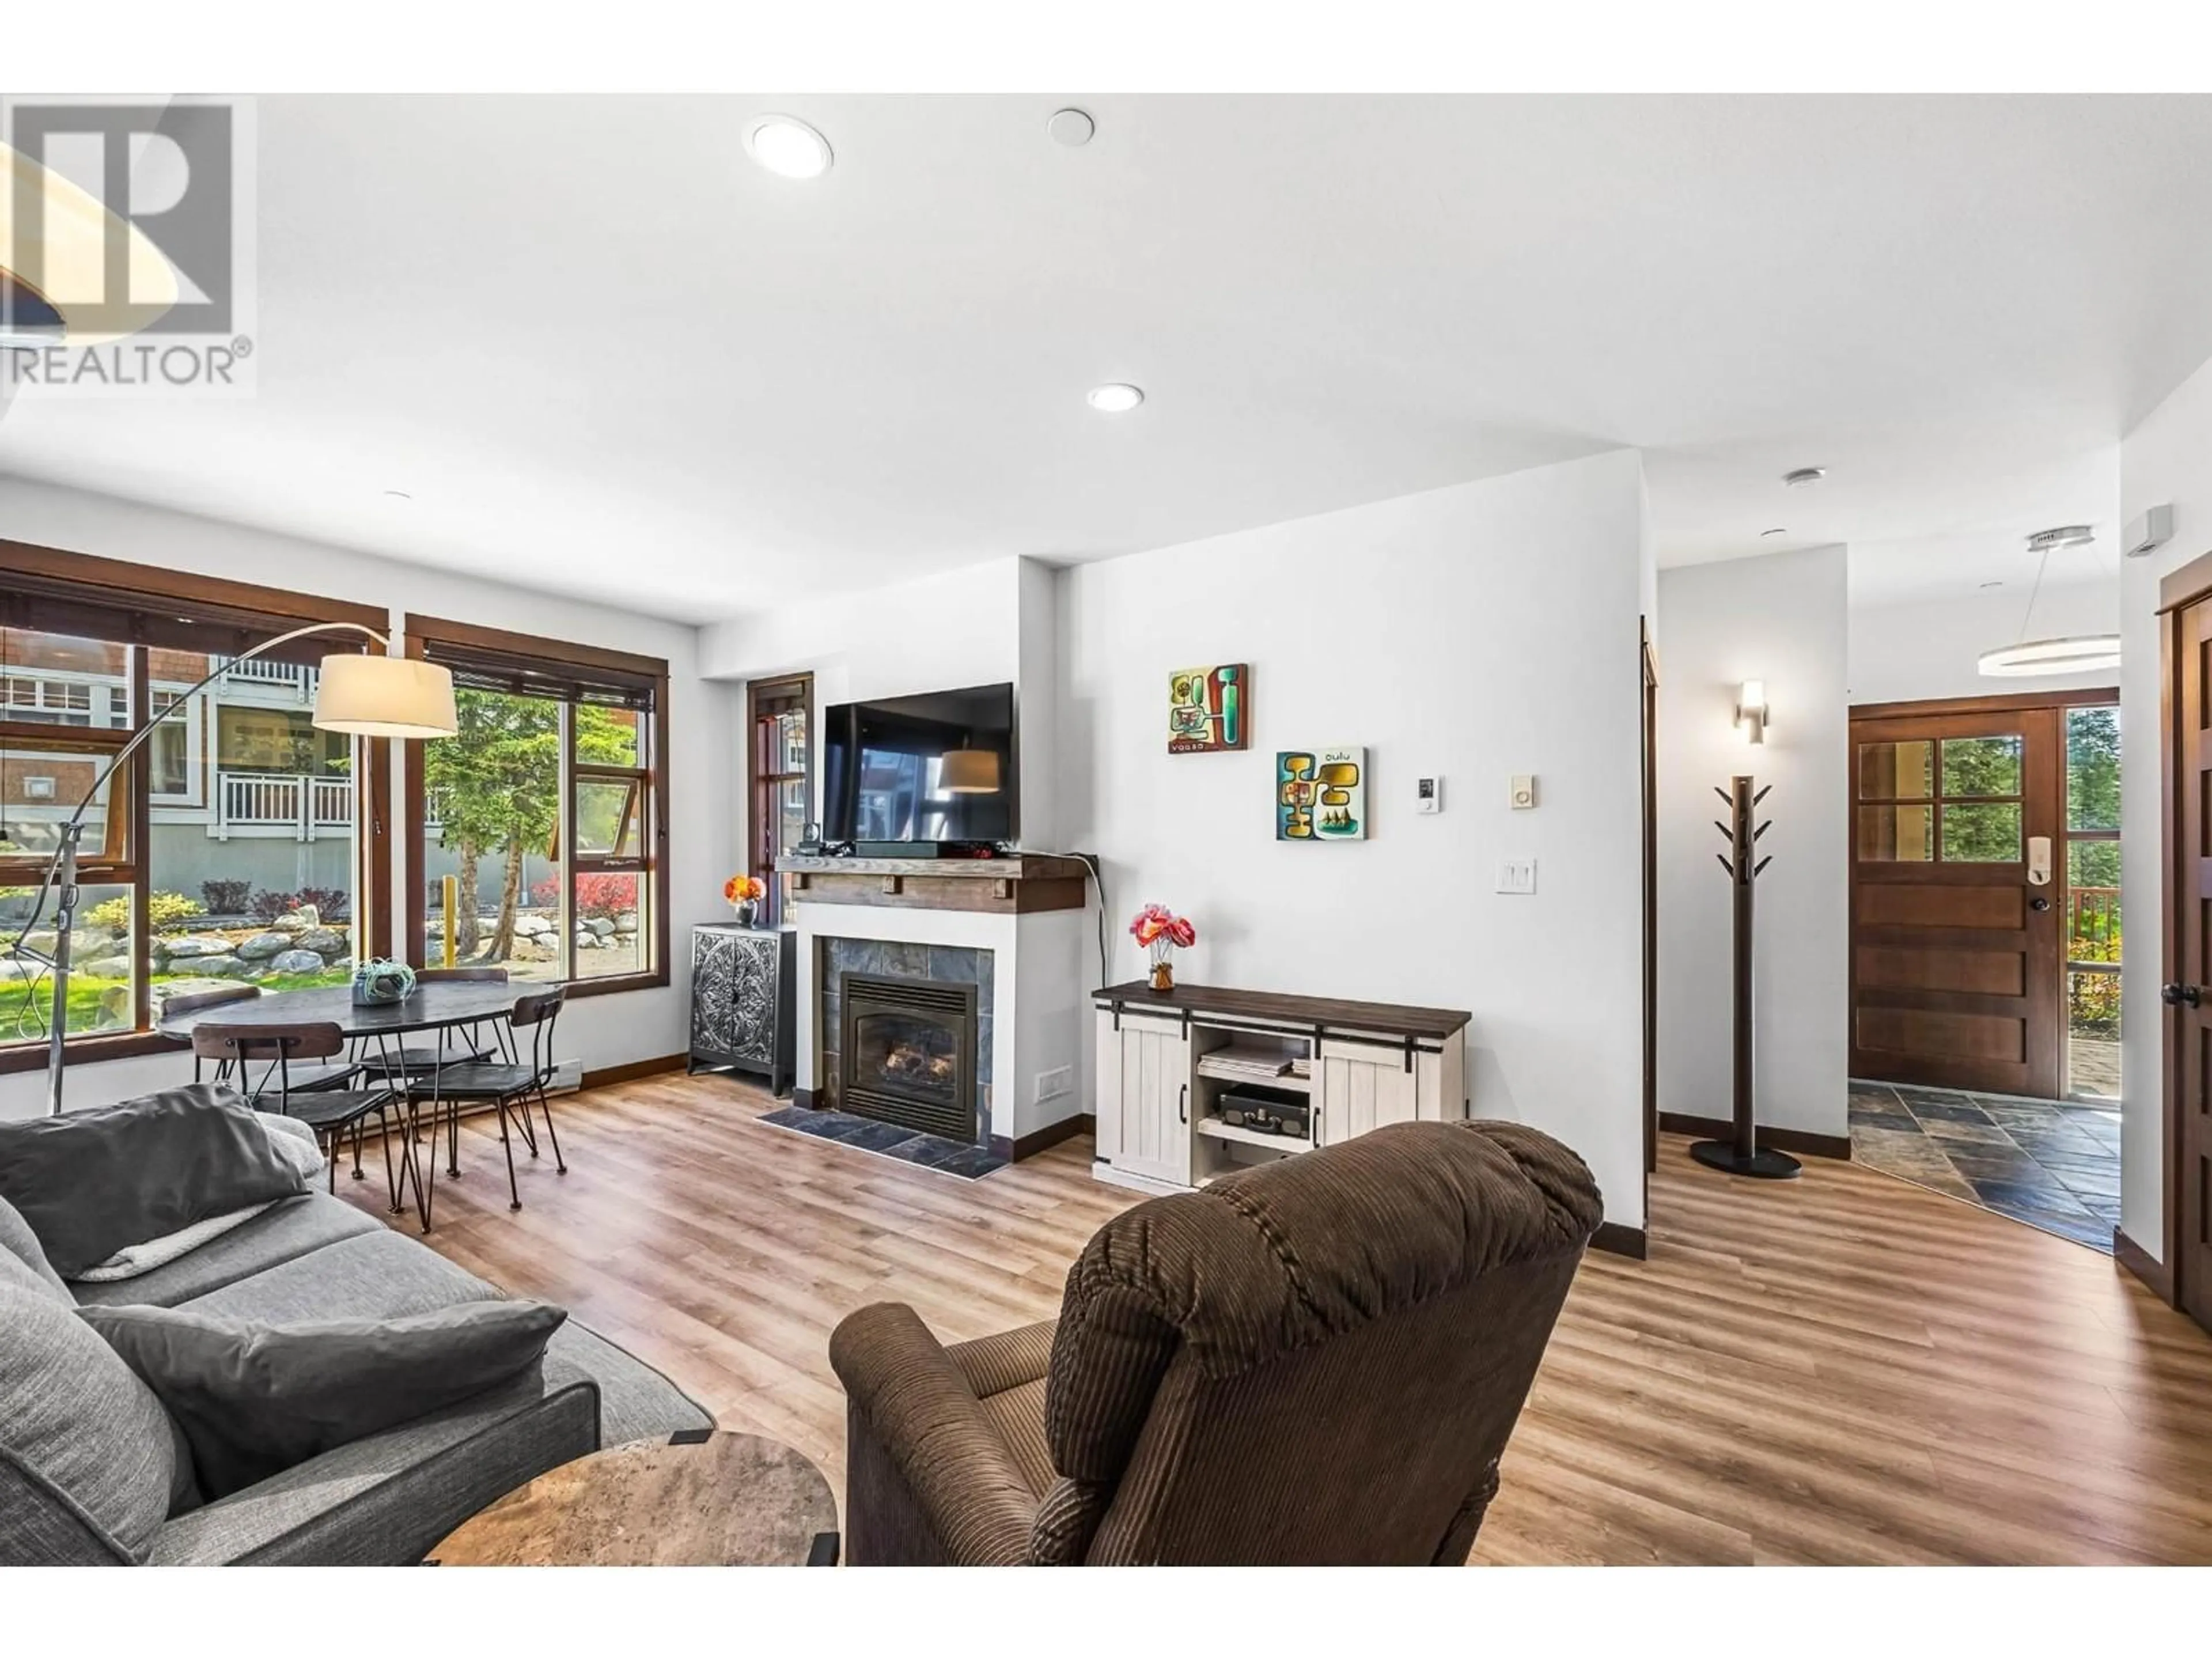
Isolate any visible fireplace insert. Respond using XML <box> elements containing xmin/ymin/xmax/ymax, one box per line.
<box><xmin>838</xmin><ymin>972</ymin><xmax>979</xmax><ymax>1142</ymax></box>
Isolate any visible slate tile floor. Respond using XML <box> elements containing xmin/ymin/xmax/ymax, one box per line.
<box><xmin>1848</xmin><ymin>1080</ymin><xmax>2120</xmax><ymax>1253</ymax></box>
<box><xmin>758</xmin><ymin>1104</ymin><xmax>1009</xmax><ymax>1180</ymax></box>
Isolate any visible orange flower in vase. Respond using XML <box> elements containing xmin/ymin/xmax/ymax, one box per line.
<box><xmin>1130</xmin><ymin>903</ymin><xmax>1196</xmax><ymax>993</ymax></box>
<box><xmin>724</xmin><ymin>874</ymin><xmax>766</xmax><ymax>926</ymax></box>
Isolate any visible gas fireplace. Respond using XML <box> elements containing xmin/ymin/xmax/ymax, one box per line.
<box><xmin>836</xmin><ymin>972</ymin><xmax>979</xmax><ymax>1142</ymax></box>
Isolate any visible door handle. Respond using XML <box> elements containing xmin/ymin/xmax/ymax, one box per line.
<box><xmin>2162</xmin><ymin>983</ymin><xmax>2202</xmax><ymax>1007</ymax></box>
<box><xmin>2029</xmin><ymin>896</ymin><xmax>2051</xmax><ymax>912</ymax></box>
<box><xmin>1177</xmin><ymin>1083</ymin><xmax>1188</xmax><ymax>1124</ymax></box>
<box><xmin>2027</xmin><ymin>835</ymin><xmax>2052</xmax><ymax>887</ymax></box>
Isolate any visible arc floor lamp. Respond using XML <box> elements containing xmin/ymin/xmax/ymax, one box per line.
<box><xmin>5</xmin><ymin>623</ymin><xmax>459</xmax><ymax>1116</ymax></box>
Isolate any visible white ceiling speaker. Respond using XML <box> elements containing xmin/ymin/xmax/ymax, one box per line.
<box><xmin>1086</xmin><ymin>383</ymin><xmax>1143</xmax><ymax>414</ymax></box>
<box><xmin>1980</xmin><ymin>525</ymin><xmax>2118</xmax><ymax>677</ymax></box>
<box><xmin>745</xmin><ymin>115</ymin><xmax>833</xmax><ymax>180</ymax></box>
<box><xmin>1048</xmin><ymin>108</ymin><xmax>1096</xmax><ymax>147</ymax></box>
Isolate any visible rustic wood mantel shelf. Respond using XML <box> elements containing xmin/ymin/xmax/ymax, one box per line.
<box><xmin>776</xmin><ymin>854</ymin><xmax>1090</xmax><ymax>914</ymax></box>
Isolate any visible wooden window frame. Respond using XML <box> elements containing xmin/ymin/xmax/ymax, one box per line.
<box><xmin>747</xmin><ymin>673</ymin><xmax>812</xmax><ymax>930</ymax></box>
<box><xmin>402</xmin><ymin>613</ymin><xmax>671</xmax><ymax>999</ymax></box>
<box><xmin>0</xmin><ymin>537</ymin><xmax>391</xmax><ymax>1075</ymax></box>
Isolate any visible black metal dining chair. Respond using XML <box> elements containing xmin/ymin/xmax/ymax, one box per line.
<box><xmin>406</xmin><ymin>986</ymin><xmax>567</xmax><ymax>1214</ymax></box>
<box><xmin>173</xmin><ymin>984</ymin><xmax>368</xmax><ymax>1095</ymax></box>
<box><xmin>190</xmin><ymin>1020</ymin><xmax>406</xmax><ymax>1207</ymax></box>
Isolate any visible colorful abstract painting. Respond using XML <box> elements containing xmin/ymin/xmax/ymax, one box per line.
<box><xmin>1277</xmin><ymin>747</ymin><xmax>1365</xmax><ymax>841</ymax></box>
<box><xmin>1168</xmin><ymin>664</ymin><xmax>1248</xmax><ymax>753</ymax></box>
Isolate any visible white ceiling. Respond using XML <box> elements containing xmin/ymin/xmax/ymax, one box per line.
<box><xmin>3</xmin><ymin>94</ymin><xmax>2209</xmax><ymax>622</ymax></box>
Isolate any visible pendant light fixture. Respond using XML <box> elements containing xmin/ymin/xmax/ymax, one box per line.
<box><xmin>1978</xmin><ymin>527</ymin><xmax>2120</xmax><ymax>677</ymax></box>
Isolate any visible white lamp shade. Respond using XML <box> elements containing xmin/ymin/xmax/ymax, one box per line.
<box><xmin>312</xmin><ymin>654</ymin><xmax>459</xmax><ymax>738</ymax></box>
<box><xmin>940</xmin><ymin>749</ymin><xmax>1002</xmax><ymax>793</ymax></box>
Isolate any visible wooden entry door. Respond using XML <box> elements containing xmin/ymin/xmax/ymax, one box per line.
<box><xmin>2167</xmin><ymin>589</ymin><xmax>2212</xmax><ymax>1329</ymax></box>
<box><xmin>1850</xmin><ymin>706</ymin><xmax>2063</xmax><ymax>1097</ymax></box>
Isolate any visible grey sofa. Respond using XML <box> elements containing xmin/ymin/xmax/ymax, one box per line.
<box><xmin>2</xmin><ymin>1183</ymin><xmax>710</xmax><ymax>1565</ymax></box>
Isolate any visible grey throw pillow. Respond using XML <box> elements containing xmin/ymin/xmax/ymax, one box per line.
<box><xmin>79</xmin><ymin>1299</ymin><xmax>568</xmax><ymax>1499</ymax></box>
<box><xmin>0</xmin><ymin>1190</ymin><xmax>69</xmax><ymax>1301</ymax></box>
<box><xmin>0</xmin><ymin>1084</ymin><xmax>306</xmax><ymax>1278</ymax></box>
<box><xmin>0</xmin><ymin>1276</ymin><xmax>180</xmax><ymax>1563</ymax></box>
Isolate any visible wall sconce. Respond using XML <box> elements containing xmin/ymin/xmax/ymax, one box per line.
<box><xmin>1734</xmin><ymin>679</ymin><xmax>1769</xmax><ymax>745</ymax></box>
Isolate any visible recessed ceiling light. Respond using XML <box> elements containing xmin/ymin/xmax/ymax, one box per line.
<box><xmin>1048</xmin><ymin>108</ymin><xmax>1096</xmax><ymax>147</ymax></box>
<box><xmin>1782</xmin><ymin>467</ymin><xmax>1826</xmax><ymax>488</ymax></box>
<box><xmin>1086</xmin><ymin>383</ymin><xmax>1144</xmax><ymax>414</ymax></box>
<box><xmin>745</xmin><ymin>115</ymin><xmax>833</xmax><ymax>180</ymax></box>
<box><xmin>1760</xmin><ymin>527</ymin><xmax>1787</xmax><ymax>537</ymax></box>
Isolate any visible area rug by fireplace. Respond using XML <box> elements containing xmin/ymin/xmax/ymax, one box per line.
<box><xmin>756</xmin><ymin>1105</ymin><xmax>1009</xmax><ymax>1181</ymax></box>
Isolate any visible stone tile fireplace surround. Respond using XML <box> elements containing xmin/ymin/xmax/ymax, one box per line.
<box><xmin>786</xmin><ymin>858</ymin><xmax>1088</xmax><ymax>1162</ymax></box>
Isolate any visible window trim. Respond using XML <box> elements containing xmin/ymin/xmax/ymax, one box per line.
<box><xmin>747</xmin><ymin>673</ymin><xmax>812</xmax><ymax>930</ymax></box>
<box><xmin>0</xmin><ymin>536</ymin><xmax>390</xmax><ymax>1075</ymax></box>
<box><xmin>401</xmin><ymin>613</ymin><xmax>671</xmax><ymax>999</ymax></box>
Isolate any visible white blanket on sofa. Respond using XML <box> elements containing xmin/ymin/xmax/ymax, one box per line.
<box><xmin>70</xmin><ymin>1113</ymin><xmax>328</xmax><ymax>1283</ymax></box>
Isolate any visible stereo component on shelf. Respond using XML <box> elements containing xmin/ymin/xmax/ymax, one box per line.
<box><xmin>1218</xmin><ymin>1089</ymin><xmax>1310</xmax><ymax>1139</ymax></box>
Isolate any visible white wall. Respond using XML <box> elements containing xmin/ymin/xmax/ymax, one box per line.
<box><xmin>0</xmin><ymin>478</ymin><xmax>740</xmax><ymax>1120</ymax></box>
<box><xmin>1849</xmin><ymin>578</ymin><xmax>2120</xmax><ymax>706</ymax></box>
<box><xmin>1058</xmin><ymin>449</ymin><xmax>1652</xmax><ymax>1228</ymax></box>
<box><xmin>2118</xmin><ymin>354</ymin><xmax>2212</xmax><ymax>1258</ymax></box>
<box><xmin>1657</xmin><ymin>547</ymin><xmax>1850</xmax><ymax>1141</ymax></box>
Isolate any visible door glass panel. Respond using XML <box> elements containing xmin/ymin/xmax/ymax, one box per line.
<box><xmin>2066</xmin><ymin>706</ymin><xmax>2120</xmax><ymax>830</ymax></box>
<box><xmin>1859</xmin><ymin>805</ymin><xmax>1933</xmax><ymax>862</ymax></box>
<box><xmin>1941</xmin><ymin>735</ymin><xmax>2022</xmax><ymax>798</ymax></box>
<box><xmin>1859</xmin><ymin>740</ymin><xmax>1931</xmax><ymax>800</ymax></box>
<box><xmin>2066</xmin><ymin>841</ymin><xmax>2120</xmax><ymax>961</ymax></box>
<box><xmin>1941</xmin><ymin>802</ymin><xmax>2022</xmax><ymax>862</ymax></box>
<box><xmin>2066</xmin><ymin>969</ymin><xmax>2121</xmax><ymax>1101</ymax></box>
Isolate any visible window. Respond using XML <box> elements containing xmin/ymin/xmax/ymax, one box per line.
<box><xmin>1857</xmin><ymin>733</ymin><xmax>2028</xmax><ymax>864</ymax></box>
<box><xmin>748</xmin><ymin>676</ymin><xmax>811</xmax><ymax>928</ymax></box>
<box><xmin>0</xmin><ymin>540</ymin><xmax>389</xmax><ymax>1073</ymax></box>
<box><xmin>405</xmin><ymin>616</ymin><xmax>668</xmax><ymax>995</ymax></box>
<box><xmin>2063</xmin><ymin>704</ymin><xmax>2121</xmax><ymax>1103</ymax></box>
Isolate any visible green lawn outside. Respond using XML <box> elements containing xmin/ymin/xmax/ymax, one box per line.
<box><xmin>0</xmin><ymin>968</ymin><xmax>353</xmax><ymax>1047</ymax></box>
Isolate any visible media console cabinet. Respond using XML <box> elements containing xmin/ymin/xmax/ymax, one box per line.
<box><xmin>1090</xmin><ymin>980</ymin><xmax>1471</xmax><ymax>1196</ymax></box>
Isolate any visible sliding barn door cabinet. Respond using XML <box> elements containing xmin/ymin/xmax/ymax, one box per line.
<box><xmin>1090</xmin><ymin>982</ymin><xmax>1470</xmax><ymax>1196</ymax></box>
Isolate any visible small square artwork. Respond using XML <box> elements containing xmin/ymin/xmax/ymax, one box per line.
<box><xmin>1168</xmin><ymin>664</ymin><xmax>1248</xmax><ymax>753</ymax></box>
<box><xmin>1277</xmin><ymin>747</ymin><xmax>1365</xmax><ymax>841</ymax></box>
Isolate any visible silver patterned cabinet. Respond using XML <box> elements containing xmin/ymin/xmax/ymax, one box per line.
<box><xmin>689</xmin><ymin>925</ymin><xmax>796</xmax><ymax>1096</ymax></box>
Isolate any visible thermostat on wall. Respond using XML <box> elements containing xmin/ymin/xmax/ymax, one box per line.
<box><xmin>1416</xmin><ymin>776</ymin><xmax>1442</xmax><ymax>814</ymax></box>
<box><xmin>1509</xmin><ymin>774</ymin><xmax>1536</xmax><ymax>810</ymax></box>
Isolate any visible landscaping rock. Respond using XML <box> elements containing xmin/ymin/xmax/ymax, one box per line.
<box><xmin>162</xmin><ymin>935</ymin><xmax>232</xmax><ymax>959</ymax></box>
<box><xmin>584</xmin><ymin>917</ymin><xmax>616</xmax><ymax>938</ymax></box>
<box><xmin>192</xmin><ymin>956</ymin><xmax>249</xmax><ymax>979</ymax></box>
<box><xmin>615</xmin><ymin>911</ymin><xmax>638</xmax><ymax>932</ymax></box>
<box><xmin>574</xmin><ymin>931</ymin><xmax>600</xmax><ymax>950</ymax></box>
<box><xmin>274</xmin><ymin>905</ymin><xmax>320</xmax><ymax>932</ymax></box>
<box><xmin>82</xmin><ymin>955</ymin><xmax>135</xmax><ymax>980</ymax></box>
<box><xmin>237</xmin><ymin>931</ymin><xmax>293</xmax><ymax>961</ymax></box>
<box><xmin>269</xmin><ymin>948</ymin><xmax>327</xmax><ymax>974</ymax></box>
<box><xmin>515</xmin><ymin>915</ymin><xmax>552</xmax><ymax>938</ymax></box>
<box><xmin>294</xmin><ymin>927</ymin><xmax>344</xmax><ymax>957</ymax></box>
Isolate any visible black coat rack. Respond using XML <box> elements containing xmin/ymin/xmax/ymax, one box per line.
<box><xmin>1688</xmin><ymin>774</ymin><xmax>1802</xmax><ymax>1180</ymax></box>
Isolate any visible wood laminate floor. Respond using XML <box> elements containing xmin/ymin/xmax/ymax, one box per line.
<box><xmin>338</xmin><ymin>1074</ymin><xmax>2212</xmax><ymax>1565</ymax></box>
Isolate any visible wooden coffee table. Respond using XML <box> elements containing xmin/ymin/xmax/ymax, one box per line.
<box><xmin>427</xmin><ymin>1429</ymin><xmax>839</xmax><ymax>1566</ymax></box>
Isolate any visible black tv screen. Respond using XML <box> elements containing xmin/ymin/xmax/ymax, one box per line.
<box><xmin>820</xmin><ymin>682</ymin><xmax>1017</xmax><ymax>844</ymax></box>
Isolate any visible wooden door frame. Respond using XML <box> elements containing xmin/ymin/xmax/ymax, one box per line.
<box><xmin>1846</xmin><ymin>687</ymin><xmax>2116</xmax><ymax>1101</ymax></box>
<box><xmin>1641</xmin><ymin>619</ymin><xmax>1658</xmax><ymax>1192</ymax></box>
<box><xmin>2147</xmin><ymin>551</ymin><xmax>2212</xmax><ymax>1309</ymax></box>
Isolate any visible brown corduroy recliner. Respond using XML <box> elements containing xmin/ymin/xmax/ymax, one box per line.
<box><xmin>827</xmin><ymin>1118</ymin><xmax>1603</xmax><ymax>1565</ymax></box>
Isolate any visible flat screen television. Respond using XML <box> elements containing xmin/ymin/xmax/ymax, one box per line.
<box><xmin>820</xmin><ymin>681</ymin><xmax>1018</xmax><ymax>846</ymax></box>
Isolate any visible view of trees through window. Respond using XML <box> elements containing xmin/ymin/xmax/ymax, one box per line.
<box><xmin>421</xmin><ymin>689</ymin><xmax>648</xmax><ymax>983</ymax></box>
<box><xmin>2064</xmin><ymin>706</ymin><xmax>2120</xmax><ymax>1100</ymax></box>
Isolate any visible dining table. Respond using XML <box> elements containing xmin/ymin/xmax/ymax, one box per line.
<box><xmin>157</xmin><ymin>980</ymin><xmax>528</xmax><ymax>1231</ymax></box>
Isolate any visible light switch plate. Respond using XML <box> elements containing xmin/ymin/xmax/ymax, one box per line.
<box><xmin>1496</xmin><ymin>859</ymin><xmax>1537</xmax><ymax>895</ymax></box>
<box><xmin>1509</xmin><ymin>774</ymin><xmax>1537</xmax><ymax>810</ymax></box>
<box><xmin>1416</xmin><ymin>776</ymin><xmax>1442</xmax><ymax>814</ymax></box>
